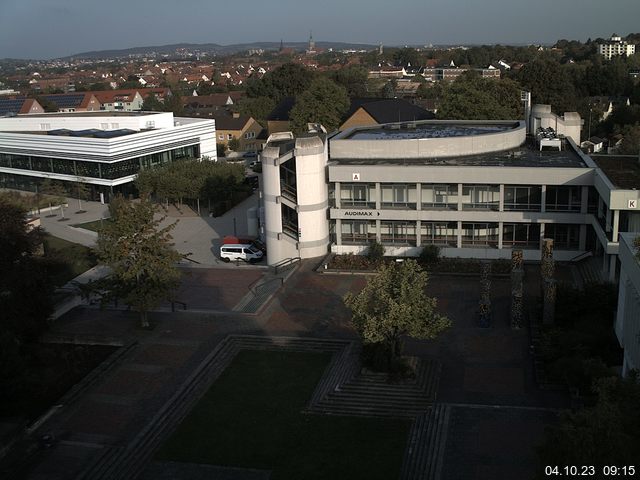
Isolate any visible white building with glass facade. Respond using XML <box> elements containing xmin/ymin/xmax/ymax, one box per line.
<box><xmin>0</xmin><ymin>111</ymin><xmax>216</xmax><ymax>199</ymax></box>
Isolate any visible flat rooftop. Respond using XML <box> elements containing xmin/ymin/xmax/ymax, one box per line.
<box><xmin>15</xmin><ymin>111</ymin><xmax>158</xmax><ymax>118</ymax></box>
<box><xmin>345</xmin><ymin>122</ymin><xmax>517</xmax><ymax>140</ymax></box>
<box><xmin>592</xmin><ymin>155</ymin><xmax>640</xmax><ymax>189</ymax></box>
<box><xmin>330</xmin><ymin>137</ymin><xmax>587</xmax><ymax>168</ymax></box>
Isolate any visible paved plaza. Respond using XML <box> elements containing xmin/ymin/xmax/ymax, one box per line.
<box><xmin>4</xmin><ymin>241</ymin><xmax>568</xmax><ymax>479</ymax></box>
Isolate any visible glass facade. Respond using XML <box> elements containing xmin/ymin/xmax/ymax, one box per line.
<box><xmin>544</xmin><ymin>224</ymin><xmax>580</xmax><ymax>250</ymax></box>
<box><xmin>504</xmin><ymin>186</ymin><xmax>542</xmax><ymax>211</ymax></box>
<box><xmin>502</xmin><ymin>223</ymin><xmax>541</xmax><ymax>249</ymax></box>
<box><xmin>421</xmin><ymin>221</ymin><xmax>457</xmax><ymax>246</ymax></box>
<box><xmin>422</xmin><ymin>184</ymin><xmax>457</xmax><ymax>210</ymax></box>
<box><xmin>0</xmin><ymin>144</ymin><xmax>199</xmax><ymax>181</ymax></box>
<box><xmin>341</xmin><ymin>220</ymin><xmax>377</xmax><ymax>244</ymax></box>
<box><xmin>461</xmin><ymin>222</ymin><xmax>499</xmax><ymax>247</ymax></box>
<box><xmin>380</xmin><ymin>221</ymin><xmax>417</xmax><ymax>245</ymax></box>
<box><xmin>462</xmin><ymin>185</ymin><xmax>500</xmax><ymax>210</ymax></box>
<box><xmin>340</xmin><ymin>183</ymin><xmax>376</xmax><ymax>208</ymax></box>
<box><xmin>380</xmin><ymin>183</ymin><xmax>417</xmax><ymax>209</ymax></box>
<box><xmin>545</xmin><ymin>186</ymin><xmax>581</xmax><ymax>212</ymax></box>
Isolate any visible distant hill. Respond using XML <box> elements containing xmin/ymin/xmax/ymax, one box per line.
<box><xmin>63</xmin><ymin>41</ymin><xmax>379</xmax><ymax>59</ymax></box>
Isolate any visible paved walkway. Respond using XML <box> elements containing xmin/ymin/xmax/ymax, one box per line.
<box><xmin>10</xmin><ymin>261</ymin><xmax>567</xmax><ymax>480</ymax></box>
<box><xmin>36</xmin><ymin>193</ymin><xmax>260</xmax><ymax>265</ymax></box>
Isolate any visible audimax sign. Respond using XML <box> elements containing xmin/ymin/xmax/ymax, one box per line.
<box><xmin>344</xmin><ymin>211</ymin><xmax>381</xmax><ymax>217</ymax></box>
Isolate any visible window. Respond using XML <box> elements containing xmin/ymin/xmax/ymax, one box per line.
<box><xmin>380</xmin><ymin>221</ymin><xmax>417</xmax><ymax>245</ymax></box>
<box><xmin>502</xmin><ymin>223</ymin><xmax>540</xmax><ymax>249</ymax></box>
<box><xmin>244</xmin><ymin>131</ymin><xmax>256</xmax><ymax>139</ymax></box>
<box><xmin>40</xmin><ymin>123</ymin><xmax>51</xmax><ymax>130</ymax></box>
<box><xmin>544</xmin><ymin>224</ymin><xmax>580</xmax><ymax>250</ymax></box>
<box><xmin>381</xmin><ymin>183</ymin><xmax>416</xmax><ymax>209</ymax></box>
<box><xmin>461</xmin><ymin>223</ymin><xmax>499</xmax><ymax>248</ymax></box>
<box><xmin>462</xmin><ymin>185</ymin><xmax>500</xmax><ymax>210</ymax></box>
<box><xmin>504</xmin><ymin>186</ymin><xmax>541</xmax><ymax>211</ymax></box>
<box><xmin>341</xmin><ymin>220</ymin><xmax>377</xmax><ymax>244</ymax></box>
<box><xmin>100</xmin><ymin>123</ymin><xmax>108</xmax><ymax>130</ymax></box>
<box><xmin>421</xmin><ymin>222</ymin><xmax>457</xmax><ymax>246</ymax></box>
<box><xmin>227</xmin><ymin>134</ymin><xmax>233</xmax><ymax>140</ymax></box>
<box><xmin>281</xmin><ymin>204</ymin><xmax>298</xmax><ymax>240</ymax></box>
<box><xmin>340</xmin><ymin>183</ymin><xmax>376</xmax><ymax>208</ymax></box>
<box><xmin>545</xmin><ymin>186</ymin><xmax>581</xmax><ymax>212</ymax></box>
<box><xmin>218</xmin><ymin>134</ymin><xmax>224</xmax><ymax>140</ymax></box>
<box><xmin>422</xmin><ymin>184</ymin><xmax>457</xmax><ymax>209</ymax></box>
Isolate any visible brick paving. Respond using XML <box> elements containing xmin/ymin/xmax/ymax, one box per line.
<box><xmin>12</xmin><ymin>261</ymin><xmax>572</xmax><ymax>480</ymax></box>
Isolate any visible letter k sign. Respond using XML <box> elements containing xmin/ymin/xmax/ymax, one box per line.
<box><xmin>629</xmin><ymin>199</ymin><xmax>637</xmax><ymax>209</ymax></box>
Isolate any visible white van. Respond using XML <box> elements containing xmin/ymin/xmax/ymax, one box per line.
<box><xmin>220</xmin><ymin>244</ymin><xmax>264</xmax><ymax>263</ymax></box>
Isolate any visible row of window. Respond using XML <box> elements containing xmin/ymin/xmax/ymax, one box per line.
<box><xmin>333</xmin><ymin>183</ymin><xmax>595</xmax><ymax>213</ymax></box>
<box><xmin>337</xmin><ymin>220</ymin><xmax>580</xmax><ymax>250</ymax></box>
<box><xmin>0</xmin><ymin>145</ymin><xmax>199</xmax><ymax>180</ymax></box>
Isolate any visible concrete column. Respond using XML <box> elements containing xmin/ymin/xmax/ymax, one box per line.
<box><xmin>580</xmin><ymin>185</ymin><xmax>589</xmax><ymax>214</ymax></box>
<box><xmin>609</xmin><ymin>254</ymin><xmax>617</xmax><ymax>282</ymax></box>
<box><xmin>375</xmin><ymin>183</ymin><xmax>381</xmax><ymax>210</ymax></box>
<box><xmin>416</xmin><ymin>220</ymin><xmax>422</xmax><ymax>247</ymax></box>
<box><xmin>335</xmin><ymin>219</ymin><xmax>342</xmax><ymax>246</ymax></box>
<box><xmin>539</xmin><ymin>223</ymin><xmax>545</xmax><ymax>251</ymax></box>
<box><xmin>579</xmin><ymin>224</ymin><xmax>587</xmax><ymax>251</ymax></box>
<box><xmin>612</xmin><ymin>210</ymin><xmax>620</xmax><ymax>242</ymax></box>
<box><xmin>499</xmin><ymin>184</ymin><xmax>505</xmax><ymax>212</ymax></box>
<box><xmin>457</xmin><ymin>220</ymin><xmax>462</xmax><ymax>248</ymax></box>
<box><xmin>416</xmin><ymin>183</ymin><xmax>421</xmax><ymax>211</ymax></box>
<box><xmin>498</xmin><ymin>221</ymin><xmax>504</xmax><ymax>249</ymax></box>
<box><xmin>540</xmin><ymin>185</ymin><xmax>546</xmax><ymax>213</ymax></box>
<box><xmin>376</xmin><ymin>219</ymin><xmax>381</xmax><ymax>242</ymax></box>
<box><xmin>457</xmin><ymin>183</ymin><xmax>463</xmax><ymax>211</ymax></box>
<box><xmin>335</xmin><ymin>182</ymin><xmax>341</xmax><ymax>208</ymax></box>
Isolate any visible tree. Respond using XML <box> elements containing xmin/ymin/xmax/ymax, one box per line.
<box><xmin>515</xmin><ymin>59</ymin><xmax>578</xmax><ymax>113</ymax></box>
<box><xmin>536</xmin><ymin>376</ymin><xmax>640</xmax><ymax>475</ymax></box>
<box><xmin>331</xmin><ymin>65</ymin><xmax>369</xmax><ymax>97</ymax></box>
<box><xmin>92</xmin><ymin>198</ymin><xmax>183</xmax><ymax>327</ymax></box>
<box><xmin>344</xmin><ymin>260</ymin><xmax>451</xmax><ymax>365</ymax></box>
<box><xmin>393</xmin><ymin>48</ymin><xmax>420</xmax><ymax>67</ymax></box>
<box><xmin>617</xmin><ymin>124</ymin><xmax>640</xmax><ymax>155</ymax></box>
<box><xmin>437</xmin><ymin>72</ymin><xmax>523</xmax><ymax>120</ymax></box>
<box><xmin>141</xmin><ymin>93</ymin><xmax>164</xmax><ymax>112</ymax></box>
<box><xmin>246</xmin><ymin>63</ymin><xmax>315</xmax><ymax>101</ymax></box>
<box><xmin>0</xmin><ymin>200</ymin><xmax>55</xmax><ymax>401</ymax></box>
<box><xmin>289</xmin><ymin>77</ymin><xmax>350</xmax><ymax>133</ymax></box>
<box><xmin>236</xmin><ymin>96</ymin><xmax>275</xmax><ymax>124</ymax></box>
<box><xmin>227</xmin><ymin>137</ymin><xmax>240</xmax><ymax>152</ymax></box>
<box><xmin>0</xmin><ymin>199</ymin><xmax>53</xmax><ymax>342</ymax></box>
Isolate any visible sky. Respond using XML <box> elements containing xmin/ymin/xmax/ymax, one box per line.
<box><xmin>1</xmin><ymin>0</ymin><xmax>639</xmax><ymax>59</ymax></box>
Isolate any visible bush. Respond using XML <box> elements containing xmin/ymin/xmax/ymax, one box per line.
<box><xmin>366</xmin><ymin>240</ymin><xmax>385</xmax><ymax>263</ymax></box>
<box><xmin>419</xmin><ymin>245</ymin><xmax>440</xmax><ymax>264</ymax></box>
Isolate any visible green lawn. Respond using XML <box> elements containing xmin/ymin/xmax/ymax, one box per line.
<box><xmin>42</xmin><ymin>234</ymin><xmax>98</xmax><ymax>286</ymax></box>
<box><xmin>72</xmin><ymin>218</ymin><xmax>111</xmax><ymax>232</ymax></box>
<box><xmin>156</xmin><ymin>350</ymin><xmax>410</xmax><ymax>480</ymax></box>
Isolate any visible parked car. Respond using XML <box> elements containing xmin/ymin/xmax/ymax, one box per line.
<box><xmin>243</xmin><ymin>151</ymin><xmax>257</xmax><ymax>158</ymax></box>
<box><xmin>220</xmin><ymin>243</ymin><xmax>263</xmax><ymax>263</ymax></box>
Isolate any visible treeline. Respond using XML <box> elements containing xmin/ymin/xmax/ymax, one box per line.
<box><xmin>135</xmin><ymin>159</ymin><xmax>250</xmax><ymax>215</ymax></box>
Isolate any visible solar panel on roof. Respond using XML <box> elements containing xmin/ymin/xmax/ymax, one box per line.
<box><xmin>0</xmin><ymin>98</ymin><xmax>27</xmax><ymax>115</ymax></box>
<box><xmin>41</xmin><ymin>94</ymin><xmax>85</xmax><ymax>109</ymax></box>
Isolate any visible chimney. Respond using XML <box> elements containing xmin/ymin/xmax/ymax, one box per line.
<box><xmin>232</xmin><ymin>112</ymin><xmax>240</xmax><ymax>119</ymax></box>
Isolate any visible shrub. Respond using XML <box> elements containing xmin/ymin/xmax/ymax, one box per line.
<box><xmin>419</xmin><ymin>244</ymin><xmax>440</xmax><ymax>264</ymax></box>
<box><xmin>366</xmin><ymin>240</ymin><xmax>385</xmax><ymax>263</ymax></box>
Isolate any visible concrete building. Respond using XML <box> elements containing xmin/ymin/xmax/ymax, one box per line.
<box><xmin>615</xmin><ymin>233</ymin><xmax>640</xmax><ymax>376</ymax></box>
<box><xmin>598</xmin><ymin>34</ymin><xmax>636</xmax><ymax>60</ymax></box>
<box><xmin>261</xmin><ymin>106</ymin><xmax>640</xmax><ymax>283</ymax></box>
<box><xmin>0</xmin><ymin>111</ymin><xmax>216</xmax><ymax>199</ymax></box>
